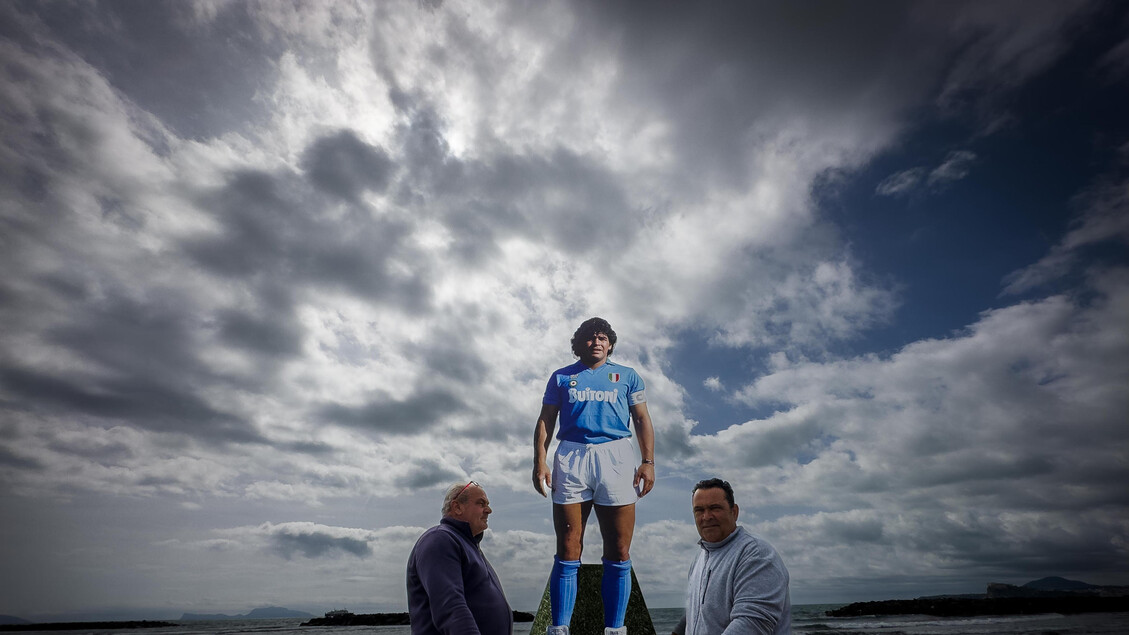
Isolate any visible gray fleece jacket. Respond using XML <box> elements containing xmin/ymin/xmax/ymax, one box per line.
<box><xmin>673</xmin><ymin>526</ymin><xmax>791</xmax><ymax>635</ymax></box>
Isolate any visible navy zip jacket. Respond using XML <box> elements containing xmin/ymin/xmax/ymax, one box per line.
<box><xmin>406</xmin><ymin>517</ymin><xmax>513</xmax><ymax>635</ymax></box>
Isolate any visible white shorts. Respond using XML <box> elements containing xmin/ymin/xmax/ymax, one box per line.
<box><xmin>552</xmin><ymin>437</ymin><xmax>639</xmax><ymax>506</ymax></box>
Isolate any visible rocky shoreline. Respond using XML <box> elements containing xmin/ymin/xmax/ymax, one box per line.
<box><xmin>828</xmin><ymin>577</ymin><xmax>1129</xmax><ymax>618</ymax></box>
<box><xmin>300</xmin><ymin>610</ymin><xmax>535</xmax><ymax>626</ymax></box>
<box><xmin>301</xmin><ymin>613</ymin><xmax>410</xmax><ymax>626</ymax></box>
<box><xmin>827</xmin><ymin>595</ymin><xmax>1129</xmax><ymax>618</ymax></box>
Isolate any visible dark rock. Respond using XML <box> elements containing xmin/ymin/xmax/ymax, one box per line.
<box><xmin>826</xmin><ymin>596</ymin><xmax>1129</xmax><ymax>618</ymax></box>
<box><xmin>303</xmin><ymin>610</ymin><xmax>535</xmax><ymax>627</ymax></box>
<box><xmin>531</xmin><ymin>564</ymin><xmax>656</xmax><ymax>635</ymax></box>
<box><xmin>987</xmin><ymin>581</ymin><xmax>1129</xmax><ymax>599</ymax></box>
<box><xmin>301</xmin><ymin>613</ymin><xmax>410</xmax><ymax>626</ymax></box>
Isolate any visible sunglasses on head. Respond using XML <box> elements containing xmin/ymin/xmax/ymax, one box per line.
<box><xmin>456</xmin><ymin>480</ymin><xmax>480</xmax><ymax>499</ymax></box>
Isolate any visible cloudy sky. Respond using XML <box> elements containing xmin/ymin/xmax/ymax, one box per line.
<box><xmin>2</xmin><ymin>0</ymin><xmax>1128</xmax><ymax>621</ymax></box>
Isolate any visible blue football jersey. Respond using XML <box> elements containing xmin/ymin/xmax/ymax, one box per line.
<box><xmin>543</xmin><ymin>360</ymin><xmax>646</xmax><ymax>443</ymax></box>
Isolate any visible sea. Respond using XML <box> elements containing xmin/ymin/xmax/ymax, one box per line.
<box><xmin>11</xmin><ymin>607</ymin><xmax>1129</xmax><ymax>635</ymax></box>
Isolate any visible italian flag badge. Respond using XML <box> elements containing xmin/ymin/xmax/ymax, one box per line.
<box><xmin>608</xmin><ymin>373</ymin><xmax>620</xmax><ymax>382</ymax></box>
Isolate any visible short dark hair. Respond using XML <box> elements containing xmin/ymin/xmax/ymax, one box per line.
<box><xmin>693</xmin><ymin>478</ymin><xmax>735</xmax><ymax>507</ymax></box>
<box><xmin>570</xmin><ymin>317</ymin><xmax>617</xmax><ymax>357</ymax></box>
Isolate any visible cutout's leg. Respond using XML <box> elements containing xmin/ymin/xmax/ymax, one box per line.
<box><xmin>550</xmin><ymin>502</ymin><xmax>593</xmax><ymax>628</ymax></box>
<box><xmin>594</xmin><ymin>504</ymin><xmax>636</xmax><ymax>629</ymax></box>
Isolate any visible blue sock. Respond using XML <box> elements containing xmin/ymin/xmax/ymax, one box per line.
<box><xmin>601</xmin><ymin>558</ymin><xmax>632</xmax><ymax>628</ymax></box>
<box><xmin>550</xmin><ymin>556</ymin><xmax>581</xmax><ymax>627</ymax></box>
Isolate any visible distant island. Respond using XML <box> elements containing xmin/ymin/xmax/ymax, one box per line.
<box><xmin>181</xmin><ymin>607</ymin><xmax>314</xmax><ymax>621</ymax></box>
<box><xmin>828</xmin><ymin>576</ymin><xmax>1129</xmax><ymax>618</ymax></box>
<box><xmin>301</xmin><ymin>609</ymin><xmax>535</xmax><ymax>626</ymax></box>
<box><xmin>0</xmin><ymin>621</ymin><xmax>176</xmax><ymax>632</ymax></box>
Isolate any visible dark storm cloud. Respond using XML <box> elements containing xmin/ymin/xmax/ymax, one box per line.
<box><xmin>17</xmin><ymin>291</ymin><xmax>269</xmax><ymax>443</ymax></box>
<box><xmin>46</xmin><ymin>438</ymin><xmax>134</xmax><ymax>464</ymax></box>
<box><xmin>268</xmin><ymin>528</ymin><xmax>372</xmax><ymax>560</ymax></box>
<box><xmin>0</xmin><ymin>10</ymin><xmax>271</xmax><ymax>449</ymax></box>
<box><xmin>395</xmin><ymin>103</ymin><xmax>466</xmax><ymax>195</ymax></box>
<box><xmin>454</xmin><ymin>149</ymin><xmax>640</xmax><ymax>256</ymax></box>
<box><xmin>185</xmin><ymin>168</ymin><xmax>432</xmax><ymax>312</ymax></box>
<box><xmin>818</xmin><ymin>515</ymin><xmax>885</xmax><ymax>545</ymax></box>
<box><xmin>280</xmin><ymin>440</ymin><xmax>335</xmax><ymax>456</ymax></box>
<box><xmin>401</xmin><ymin>458</ymin><xmax>464</xmax><ymax>490</ymax></box>
<box><xmin>49</xmin><ymin>294</ymin><xmax>206</xmax><ymax>383</ymax></box>
<box><xmin>901</xmin><ymin>509</ymin><xmax>1128</xmax><ymax>578</ymax></box>
<box><xmin>216</xmin><ymin>308</ymin><xmax>304</xmax><ymax>359</ymax></box>
<box><xmin>653</xmin><ymin>421</ymin><xmax>695</xmax><ymax>460</ymax></box>
<box><xmin>902</xmin><ymin>453</ymin><xmax>1056</xmax><ymax>488</ymax></box>
<box><xmin>301</xmin><ymin>130</ymin><xmax>396</xmax><ymax>203</ymax></box>
<box><xmin>0</xmin><ymin>366</ymin><xmax>260</xmax><ymax>444</ymax></box>
<box><xmin>558</xmin><ymin>1</ymin><xmax>914</xmax><ymax>185</ymax></box>
<box><xmin>555</xmin><ymin>0</ymin><xmax>1091</xmax><ymax>189</ymax></box>
<box><xmin>417</xmin><ymin>325</ymin><xmax>487</xmax><ymax>381</ymax></box>
<box><xmin>317</xmin><ymin>389</ymin><xmax>464</xmax><ymax>434</ymax></box>
<box><xmin>386</xmin><ymin>94</ymin><xmax>642</xmax><ymax>258</ymax></box>
<box><xmin>0</xmin><ymin>445</ymin><xmax>44</xmax><ymax>471</ymax></box>
<box><xmin>12</xmin><ymin>0</ymin><xmax>282</xmax><ymax>140</ymax></box>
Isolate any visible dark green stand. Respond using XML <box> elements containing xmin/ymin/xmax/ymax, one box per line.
<box><xmin>530</xmin><ymin>564</ymin><xmax>657</xmax><ymax>635</ymax></box>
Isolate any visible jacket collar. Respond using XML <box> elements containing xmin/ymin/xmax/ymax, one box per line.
<box><xmin>698</xmin><ymin>525</ymin><xmax>745</xmax><ymax>551</ymax></box>
<box><xmin>441</xmin><ymin>516</ymin><xmax>484</xmax><ymax>545</ymax></box>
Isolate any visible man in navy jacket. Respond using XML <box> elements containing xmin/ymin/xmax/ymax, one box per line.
<box><xmin>407</xmin><ymin>481</ymin><xmax>513</xmax><ymax>635</ymax></box>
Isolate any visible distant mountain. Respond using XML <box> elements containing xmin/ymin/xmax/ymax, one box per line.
<box><xmin>1023</xmin><ymin>576</ymin><xmax>1097</xmax><ymax>591</ymax></box>
<box><xmin>988</xmin><ymin>577</ymin><xmax>1129</xmax><ymax>599</ymax></box>
<box><xmin>179</xmin><ymin>607</ymin><xmax>313</xmax><ymax>621</ymax></box>
<box><xmin>0</xmin><ymin>616</ymin><xmax>31</xmax><ymax>626</ymax></box>
<box><xmin>245</xmin><ymin>608</ymin><xmax>313</xmax><ymax>619</ymax></box>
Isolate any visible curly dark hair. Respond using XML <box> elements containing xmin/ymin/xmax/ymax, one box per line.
<box><xmin>570</xmin><ymin>317</ymin><xmax>617</xmax><ymax>357</ymax></box>
<box><xmin>693</xmin><ymin>478</ymin><xmax>735</xmax><ymax>507</ymax></box>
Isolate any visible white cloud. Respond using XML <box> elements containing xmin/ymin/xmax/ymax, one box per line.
<box><xmin>876</xmin><ymin>167</ymin><xmax>926</xmax><ymax>196</ymax></box>
<box><xmin>927</xmin><ymin>150</ymin><xmax>977</xmax><ymax>186</ymax></box>
<box><xmin>876</xmin><ymin>149</ymin><xmax>976</xmax><ymax>197</ymax></box>
<box><xmin>700</xmin><ymin>269</ymin><xmax>1129</xmax><ymax>584</ymax></box>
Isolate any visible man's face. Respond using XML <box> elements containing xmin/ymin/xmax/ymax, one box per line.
<box><xmin>692</xmin><ymin>487</ymin><xmax>739</xmax><ymax>543</ymax></box>
<box><xmin>581</xmin><ymin>332</ymin><xmax>612</xmax><ymax>365</ymax></box>
<box><xmin>452</xmin><ymin>484</ymin><xmax>492</xmax><ymax>536</ymax></box>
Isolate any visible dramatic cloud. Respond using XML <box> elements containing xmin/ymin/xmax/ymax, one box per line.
<box><xmin>1</xmin><ymin>0</ymin><xmax>1126</xmax><ymax>619</ymax></box>
<box><xmin>247</xmin><ymin>522</ymin><xmax>376</xmax><ymax>560</ymax></box>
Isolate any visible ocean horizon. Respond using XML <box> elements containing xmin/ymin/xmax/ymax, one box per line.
<box><xmin>6</xmin><ymin>606</ymin><xmax>1129</xmax><ymax>635</ymax></box>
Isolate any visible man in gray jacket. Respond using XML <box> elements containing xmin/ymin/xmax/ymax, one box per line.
<box><xmin>672</xmin><ymin>478</ymin><xmax>791</xmax><ymax>635</ymax></box>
